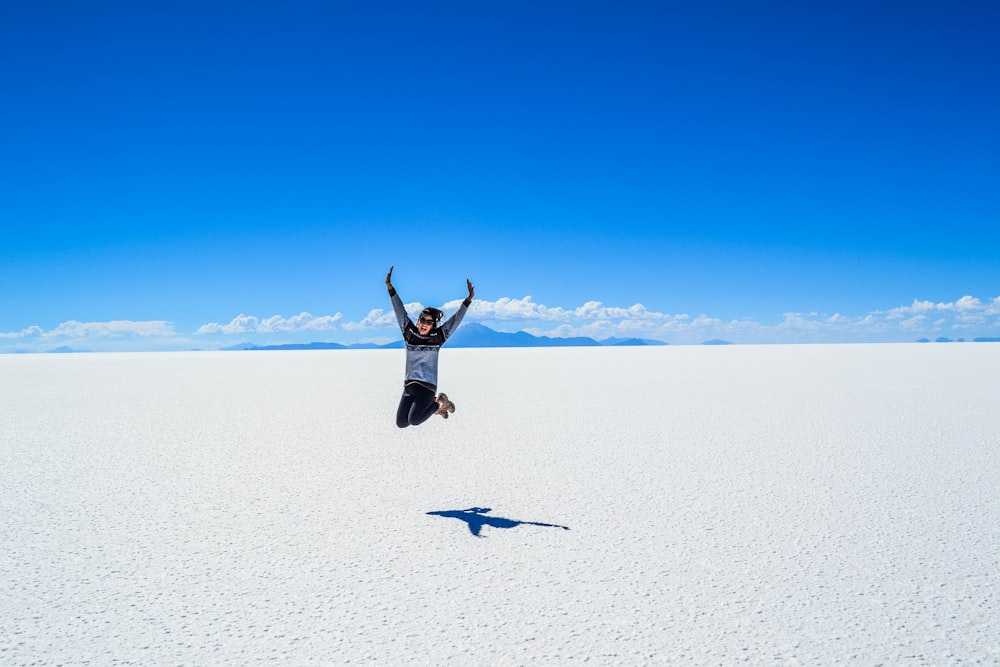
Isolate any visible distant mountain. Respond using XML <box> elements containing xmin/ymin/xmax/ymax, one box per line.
<box><xmin>447</xmin><ymin>323</ymin><xmax>665</xmax><ymax>348</ymax></box>
<box><xmin>246</xmin><ymin>342</ymin><xmax>348</xmax><ymax>351</ymax></box>
<box><xmin>47</xmin><ymin>346</ymin><xmax>85</xmax><ymax>353</ymax></box>
<box><xmin>225</xmin><ymin>323</ymin><xmax>666</xmax><ymax>351</ymax></box>
<box><xmin>974</xmin><ymin>337</ymin><xmax>1000</xmax><ymax>343</ymax></box>
<box><xmin>701</xmin><ymin>339</ymin><xmax>732</xmax><ymax>346</ymax></box>
<box><xmin>601</xmin><ymin>336</ymin><xmax>667</xmax><ymax>347</ymax></box>
<box><xmin>230</xmin><ymin>341</ymin><xmax>398</xmax><ymax>351</ymax></box>
<box><xmin>447</xmin><ymin>323</ymin><xmax>600</xmax><ymax>348</ymax></box>
<box><xmin>220</xmin><ymin>342</ymin><xmax>257</xmax><ymax>351</ymax></box>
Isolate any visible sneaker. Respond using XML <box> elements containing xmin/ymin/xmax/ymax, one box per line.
<box><xmin>437</xmin><ymin>393</ymin><xmax>456</xmax><ymax>414</ymax></box>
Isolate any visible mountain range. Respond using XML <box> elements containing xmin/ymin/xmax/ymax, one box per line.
<box><xmin>24</xmin><ymin>331</ymin><xmax>1000</xmax><ymax>354</ymax></box>
<box><xmin>224</xmin><ymin>323</ymin><xmax>668</xmax><ymax>351</ymax></box>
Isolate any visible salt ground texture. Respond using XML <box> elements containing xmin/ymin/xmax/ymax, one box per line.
<box><xmin>2</xmin><ymin>344</ymin><xmax>999</xmax><ymax>665</ymax></box>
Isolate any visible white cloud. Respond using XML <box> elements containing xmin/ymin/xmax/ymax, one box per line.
<box><xmin>0</xmin><ymin>320</ymin><xmax>181</xmax><ymax>352</ymax></box>
<box><xmin>449</xmin><ymin>296</ymin><xmax>689</xmax><ymax>327</ymax></box>
<box><xmin>0</xmin><ymin>325</ymin><xmax>44</xmax><ymax>339</ymax></box>
<box><xmin>259</xmin><ymin>312</ymin><xmax>343</xmax><ymax>332</ymax></box>
<box><xmin>196</xmin><ymin>314</ymin><xmax>258</xmax><ymax>335</ymax></box>
<box><xmin>476</xmin><ymin>294</ymin><xmax>997</xmax><ymax>343</ymax></box>
<box><xmin>898</xmin><ymin>315</ymin><xmax>929</xmax><ymax>331</ymax></box>
<box><xmin>196</xmin><ymin>312</ymin><xmax>343</xmax><ymax>335</ymax></box>
<box><xmin>342</xmin><ymin>308</ymin><xmax>398</xmax><ymax>331</ymax></box>
<box><xmin>444</xmin><ymin>296</ymin><xmax>568</xmax><ymax>321</ymax></box>
<box><xmin>9</xmin><ymin>293</ymin><xmax>997</xmax><ymax>353</ymax></box>
<box><xmin>511</xmin><ymin>295</ymin><xmax>1000</xmax><ymax>344</ymax></box>
<box><xmin>886</xmin><ymin>296</ymin><xmax>996</xmax><ymax>319</ymax></box>
<box><xmin>953</xmin><ymin>296</ymin><xmax>982</xmax><ymax>312</ymax></box>
<box><xmin>44</xmin><ymin>320</ymin><xmax>176</xmax><ymax>338</ymax></box>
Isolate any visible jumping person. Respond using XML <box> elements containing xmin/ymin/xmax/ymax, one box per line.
<box><xmin>386</xmin><ymin>266</ymin><xmax>474</xmax><ymax>428</ymax></box>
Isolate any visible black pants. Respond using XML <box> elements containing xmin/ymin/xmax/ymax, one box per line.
<box><xmin>396</xmin><ymin>383</ymin><xmax>438</xmax><ymax>428</ymax></box>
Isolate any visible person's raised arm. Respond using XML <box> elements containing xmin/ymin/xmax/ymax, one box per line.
<box><xmin>386</xmin><ymin>265</ymin><xmax>396</xmax><ymax>296</ymax></box>
<box><xmin>386</xmin><ymin>265</ymin><xmax>410</xmax><ymax>331</ymax></box>
<box><xmin>441</xmin><ymin>278</ymin><xmax>474</xmax><ymax>339</ymax></box>
<box><xmin>463</xmin><ymin>278</ymin><xmax>474</xmax><ymax>307</ymax></box>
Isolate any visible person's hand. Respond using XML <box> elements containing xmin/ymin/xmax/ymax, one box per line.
<box><xmin>386</xmin><ymin>266</ymin><xmax>394</xmax><ymax>291</ymax></box>
<box><xmin>465</xmin><ymin>278</ymin><xmax>475</xmax><ymax>304</ymax></box>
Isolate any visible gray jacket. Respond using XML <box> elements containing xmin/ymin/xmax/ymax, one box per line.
<box><xmin>391</xmin><ymin>291</ymin><xmax>468</xmax><ymax>390</ymax></box>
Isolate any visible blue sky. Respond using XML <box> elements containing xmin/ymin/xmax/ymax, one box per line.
<box><xmin>2</xmin><ymin>1</ymin><xmax>998</xmax><ymax>352</ymax></box>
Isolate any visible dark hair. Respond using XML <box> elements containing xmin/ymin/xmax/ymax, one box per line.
<box><xmin>420</xmin><ymin>307</ymin><xmax>444</xmax><ymax>324</ymax></box>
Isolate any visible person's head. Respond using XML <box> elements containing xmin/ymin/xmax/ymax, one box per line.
<box><xmin>417</xmin><ymin>307</ymin><xmax>443</xmax><ymax>334</ymax></box>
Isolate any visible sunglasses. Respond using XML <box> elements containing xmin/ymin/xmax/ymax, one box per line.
<box><xmin>418</xmin><ymin>317</ymin><xmax>436</xmax><ymax>325</ymax></box>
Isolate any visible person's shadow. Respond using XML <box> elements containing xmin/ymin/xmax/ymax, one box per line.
<box><xmin>427</xmin><ymin>507</ymin><xmax>571</xmax><ymax>537</ymax></box>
